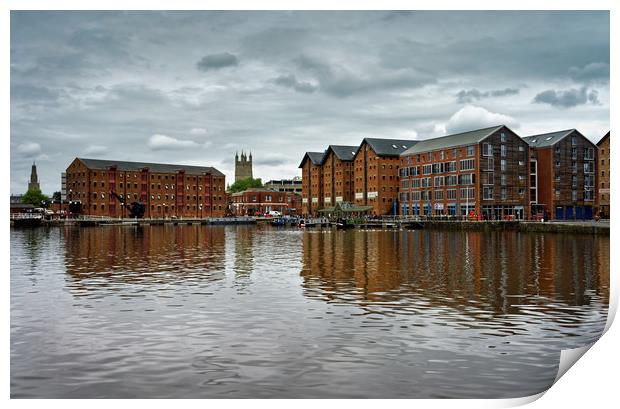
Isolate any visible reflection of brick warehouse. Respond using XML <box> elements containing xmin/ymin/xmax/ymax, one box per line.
<box><xmin>231</xmin><ymin>188</ymin><xmax>301</xmax><ymax>216</ymax></box>
<box><xmin>65</xmin><ymin>158</ymin><xmax>226</xmax><ymax>218</ymax></box>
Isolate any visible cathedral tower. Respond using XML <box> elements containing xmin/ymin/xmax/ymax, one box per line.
<box><xmin>235</xmin><ymin>151</ymin><xmax>253</xmax><ymax>182</ymax></box>
<box><xmin>28</xmin><ymin>161</ymin><xmax>40</xmax><ymax>191</ymax></box>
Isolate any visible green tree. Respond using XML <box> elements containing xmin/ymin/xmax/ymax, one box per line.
<box><xmin>227</xmin><ymin>177</ymin><xmax>263</xmax><ymax>193</ymax></box>
<box><xmin>52</xmin><ymin>191</ymin><xmax>62</xmax><ymax>202</ymax></box>
<box><xmin>21</xmin><ymin>188</ymin><xmax>50</xmax><ymax>208</ymax></box>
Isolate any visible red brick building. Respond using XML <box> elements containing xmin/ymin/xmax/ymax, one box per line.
<box><xmin>399</xmin><ymin>125</ymin><xmax>531</xmax><ymax>219</ymax></box>
<box><xmin>65</xmin><ymin>158</ymin><xmax>226</xmax><ymax>218</ymax></box>
<box><xmin>353</xmin><ymin>138</ymin><xmax>417</xmax><ymax>216</ymax></box>
<box><xmin>596</xmin><ymin>131</ymin><xmax>610</xmax><ymax>218</ymax></box>
<box><xmin>523</xmin><ymin>129</ymin><xmax>597</xmax><ymax>220</ymax></box>
<box><xmin>299</xmin><ymin>151</ymin><xmax>326</xmax><ymax>216</ymax></box>
<box><xmin>231</xmin><ymin>188</ymin><xmax>301</xmax><ymax>216</ymax></box>
<box><xmin>321</xmin><ymin>145</ymin><xmax>357</xmax><ymax>208</ymax></box>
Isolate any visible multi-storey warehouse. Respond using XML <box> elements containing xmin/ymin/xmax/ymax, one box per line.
<box><xmin>522</xmin><ymin>129</ymin><xmax>598</xmax><ymax>220</ymax></box>
<box><xmin>353</xmin><ymin>138</ymin><xmax>418</xmax><ymax>215</ymax></box>
<box><xmin>399</xmin><ymin>125</ymin><xmax>531</xmax><ymax>219</ymax></box>
<box><xmin>65</xmin><ymin>158</ymin><xmax>226</xmax><ymax>218</ymax></box>
<box><xmin>321</xmin><ymin>145</ymin><xmax>357</xmax><ymax>209</ymax></box>
<box><xmin>299</xmin><ymin>151</ymin><xmax>326</xmax><ymax>216</ymax></box>
<box><xmin>597</xmin><ymin>132</ymin><xmax>610</xmax><ymax>219</ymax></box>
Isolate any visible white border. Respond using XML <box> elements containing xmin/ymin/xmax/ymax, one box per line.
<box><xmin>3</xmin><ymin>1</ymin><xmax>616</xmax><ymax>408</ymax></box>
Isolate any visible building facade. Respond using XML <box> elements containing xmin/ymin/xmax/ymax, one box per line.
<box><xmin>353</xmin><ymin>138</ymin><xmax>417</xmax><ymax>216</ymax></box>
<box><xmin>231</xmin><ymin>188</ymin><xmax>301</xmax><ymax>216</ymax></box>
<box><xmin>235</xmin><ymin>151</ymin><xmax>253</xmax><ymax>182</ymax></box>
<box><xmin>264</xmin><ymin>177</ymin><xmax>303</xmax><ymax>194</ymax></box>
<box><xmin>65</xmin><ymin>158</ymin><xmax>226</xmax><ymax>218</ymax></box>
<box><xmin>299</xmin><ymin>152</ymin><xmax>325</xmax><ymax>216</ymax></box>
<box><xmin>321</xmin><ymin>145</ymin><xmax>357</xmax><ymax>208</ymax></box>
<box><xmin>597</xmin><ymin>132</ymin><xmax>610</xmax><ymax>218</ymax></box>
<box><xmin>399</xmin><ymin>125</ymin><xmax>531</xmax><ymax>219</ymax></box>
<box><xmin>523</xmin><ymin>129</ymin><xmax>597</xmax><ymax>220</ymax></box>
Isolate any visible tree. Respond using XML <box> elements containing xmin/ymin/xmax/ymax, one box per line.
<box><xmin>227</xmin><ymin>177</ymin><xmax>263</xmax><ymax>193</ymax></box>
<box><xmin>52</xmin><ymin>191</ymin><xmax>62</xmax><ymax>202</ymax></box>
<box><xmin>21</xmin><ymin>188</ymin><xmax>50</xmax><ymax>208</ymax></box>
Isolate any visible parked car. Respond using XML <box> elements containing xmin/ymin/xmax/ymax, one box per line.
<box><xmin>267</xmin><ymin>210</ymin><xmax>281</xmax><ymax>217</ymax></box>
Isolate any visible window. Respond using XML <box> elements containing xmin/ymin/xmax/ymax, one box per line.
<box><xmin>483</xmin><ymin>172</ymin><xmax>494</xmax><ymax>185</ymax></box>
<box><xmin>434</xmin><ymin>190</ymin><xmax>443</xmax><ymax>200</ymax></box>
<box><xmin>434</xmin><ymin>176</ymin><xmax>444</xmax><ymax>186</ymax></box>
<box><xmin>519</xmin><ymin>145</ymin><xmax>525</xmax><ymax>152</ymax></box>
<box><xmin>584</xmin><ymin>162</ymin><xmax>593</xmax><ymax>173</ymax></box>
<box><xmin>445</xmin><ymin>175</ymin><xmax>458</xmax><ymax>186</ymax></box>
<box><xmin>445</xmin><ymin>161</ymin><xmax>457</xmax><ymax>172</ymax></box>
<box><xmin>483</xmin><ymin>143</ymin><xmax>493</xmax><ymax>156</ymax></box>
<box><xmin>440</xmin><ymin>151</ymin><xmax>444</xmax><ymax>160</ymax></box>
<box><xmin>458</xmin><ymin>173</ymin><xmax>475</xmax><ymax>185</ymax></box>
<box><xmin>500</xmin><ymin>159</ymin><xmax>507</xmax><ymax>172</ymax></box>
<box><xmin>461</xmin><ymin>187</ymin><xmax>475</xmax><ymax>199</ymax></box>
<box><xmin>572</xmin><ymin>190</ymin><xmax>577</xmax><ymax>201</ymax></box>
<box><xmin>466</xmin><ymin>145</ymin><xmax>475</xmax><ymax>157</ymax></box>
<box><xmin>483</xmin><ymin>186</ymin><xmax>494</xmax><ymax>200</ymax></box>
<box><xmin>501</xmin><ymin>174</ymin><xmax>507</xmax><ymax>186</ymax></box>
<box><xmin>585</xmin><ymin>190</ymin><xmax>594</xmax><ymax>201</ymax></box>
<box><xmin>460</xmin><ymin>159</ymin><xmax>475</xmax><ymax>171</ymax></box>
<box><xmin>501</xmin><ymin>145</ymin><xmax>507</xmax><ymax>157</ymax></box>
<box><xmin>571</xmin><ymin>175</ymin><xmax>577</xmax><ymax>188</ymax></box>
<box><xmin>447</xmin><ymin>189</ymin><xmax>457</xmax><ymax>200</ymax></box>
<box><xmin>453</xmin><ymin>148</ymin><xmax>457</xmax><ymax>158</ymax></box>
<box><xmin>572</xmin><ymin>136</ymin><xmax>577</xmax><ymax>145</ymax></box>
<box><xmin>501</xmin><ymin>132</ymin><xmax>506</xmax><ymax>142</ymax></box>
<box><xmin>501</xmin><ymin>187</ymin><xmax>507</xmax><ymax>200</ymax></box>
<box><xmin>485</xmin><ymin>157</ymin><xmax>494</xmax><ymax>171</ymax></box>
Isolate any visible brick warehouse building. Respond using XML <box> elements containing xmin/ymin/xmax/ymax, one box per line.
<box><xmin>523</xmin><ymin>129</ymin><xmax>597</xmax><ymax>220</ymax></box>
<box><xmin>65</xmin><ymin>158</ymin><xmax>226</xmax><ymax>218</ymax></box>
<box><xmin>597</xmin><ymin>131</ymin><xmax>610</xmax><ymax>218</ymax></box>
<box><xmin>399</xmin><ymin>125</ymin><xmax>531</xmax><ymax>219</ymax></box>
<box><xmin>322</xmin><ymin>145</ymin><xmax>357</xmax><ymax>209</ymax></box>
<box><xmin>231</xmin><ymin>188</ymin><xmax>301</xmax><ymax>216</ymax></box>
<box><xmin>299</xmin><ymin>151</ymin><xmax>326</xmax><ymax>216</ymax></box>
<box><xmin>353</xmin><ymin>138</ymin><xmax>418</xmax><ymax>215</ymax></box>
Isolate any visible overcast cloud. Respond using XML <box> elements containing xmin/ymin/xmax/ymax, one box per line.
<box><xmin>10</xmin><ymin>11</ymin><xmax>609</xmax><ymax>194</ymax></box>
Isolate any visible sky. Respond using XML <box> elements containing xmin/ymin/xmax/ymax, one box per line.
<box><xmin>10</xmin><ymin>10</ymin><xmax>610</xmax><ymax>195</ymax></box>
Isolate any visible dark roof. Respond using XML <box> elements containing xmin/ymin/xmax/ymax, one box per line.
<box><xmin>298</xmin><ymin>151</ymin><xmax>326</xmax><ymax>168</ymax></box>
<box><xmin>597</xmin><ymin>131</ymin><xmax>610</xmax><ymax>146</ymax></box>
<box><xmin>326</xmin><ymin>145</ymin><xmax>358</xmax><ymax>161</ymax></box>
<box><xmin>522</xmin><ymin>129</ymin><xmax>576</xmax><ymax>148</ymax></box>
<box><xmin>77</xmin><ymin>158</ymin><xmax>224</xmax><ymax>176</ymax></box>
<box><xmin>355</xmin><ymin>138</ymin><xmax>419</xmax><ymax>157</ymax></box>
<box><xmin>10</xmin><ymin>203</ymin><xmax>35</xmax><ymax>209</ymax></box>
<box><xmin>400</xmin><ymin>125</ymin><xmax>504</xmax><ymax>156</ymax></box>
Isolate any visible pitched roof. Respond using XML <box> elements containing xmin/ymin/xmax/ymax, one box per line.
<box><xmin>355</xmin><ymin>138</ymin><xmax>419</xmax><ymax>157</ymax></box>
<box><xmin>298</xmin><ymin>151</ymin><xmax>326</xmax><ymax>168</ymax></box>
<box><xmin>597</xmin><ymin>131</ymin><xmax>610</xmax><ymax>147</ymax></box>
<box><xmin>77</xmin><ymin>158</ymin><xmax>224</xmax><ymax>176</ymax></box>
<box><xmin>400</xmin><ymin>125</ymin><xmax>504</xmax><ymax>156</ymax></box>
<box><xmin>326</xmin><ymin>145</ymin><xmax>358</xmax><ymax>161</ymax></box>
<box><xmin>521</xmin><ymin>129</ymin><xmax>575</xmax><ymax>148</ymax></box>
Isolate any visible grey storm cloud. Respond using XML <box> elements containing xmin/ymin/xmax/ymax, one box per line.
<box><xmin>295</xmin><ymin>54</ymin><xmax>435</xmax><ymax>98</ymax></box>
<box><xmin>196</xmin><ymin>52</ymin><xmax>239</xmax><ymax>71</ymax></box>
<box><xmin>9</xmin><ymin>11</ymin><xmax>609</xmax><ymax>194</ymax></box>
<box><xmin>568</xmin><ymin>62</ymin><xmax>609</xmax><ymax>84</ymax></box>
<box><xmin>272</xmin><ymin>74</ymin><xmax>317</xmax><ymax>93</ymax></box>
<box><xmin>533</xmin><ymin>87</ymin><xmax>600</xmax><ymax>108</ymax></box>
<box><xmin>456</xmin><ymin>88</ymin><xmax>519</xmax><ymax>103</ymax></box>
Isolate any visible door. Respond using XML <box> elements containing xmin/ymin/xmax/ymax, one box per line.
<box><xmin>585</xmin><ymin>206</ymin><xmax>593</xmax><ymax>219</ymax></box>
<box><xmin>576</xmin><ymin>206</ymin><xmax>583</xmax><ymax>220</ymax></box>
<box><xmin>566</xmin><ymin>206</ymin><xmax>574</xmax><ymax>220</ymax></box>
<box><xmin>555</xmin><ymin>206</ymin><xmax>564</xmax><ymax>220</ymax></box>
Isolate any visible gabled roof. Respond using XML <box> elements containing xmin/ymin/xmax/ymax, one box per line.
<box><xmin>326</xmin><ymin>145</ymin><xmax>358</xmax><ymax>161</ymax></box>
<box><xmin>522</xmin><ymin>129</ymin><xmax>576</xmax><ymax>148</ymax></box>
<box><xmin>597</xmin><ymin>131</ymin><xmax>610</xmax><ymax>147</ymax></box>
<box><xmin>400</xmin><ymin>125</ymin><xmax>505</xmax><ymax>156</ymax></box>
<box><xmin>77</xmin><ymin>158</ymin><xmax>224</xmax><ymax>176</ymax></box>
<box><xmin>298</xmin><ymin>151</ymin><xmax>326</xmax><ymax>168</ymax></box>
<box><xmin>355</xmin><ymin>138</ymin><xmax>419</xmax><ymax>157</ymax></box>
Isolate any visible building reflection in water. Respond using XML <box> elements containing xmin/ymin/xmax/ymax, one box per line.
<box><xmin>63</xmin><ymin>225</ymin><xmax>227</xmax><ymax>296</ymax></box>
<box><xmin>300</xmin><ymin>230</ymin><xmax>610</xmax><ymax>315</ymax></box>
